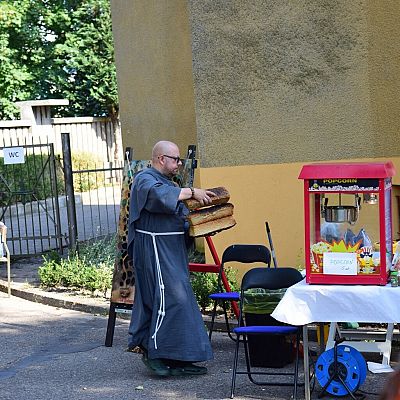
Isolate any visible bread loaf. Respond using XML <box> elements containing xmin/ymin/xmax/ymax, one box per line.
<box><xmin>187</xmin><ymin>203</ymin><xmax>234</xmax><ymax>226</ymax></box>
<box><xmin>184</xmin><ymin>186</ymin><xmax>230</xmax><ymax>210</ymax></box>
<box><xmin>189</xmin><ymin>215</ymin><xmax>236</xmax><ymax>237</ymax></box>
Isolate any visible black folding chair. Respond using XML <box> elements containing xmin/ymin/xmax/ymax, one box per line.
<box><xmin>230</xmin><ymin>267</ymin><xmax>304</xmax><ymax>399</ymax></box>
<box><xmin>208</xmin><ymin>244</ymin><xmax>271</xmax><ymax>341</ymax></box>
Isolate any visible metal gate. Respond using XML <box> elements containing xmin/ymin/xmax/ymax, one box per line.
<box><xmin>60</xmin><ymin>132</ymin><xmax>123</xmax><ymax>250</ymax></box>
<box><xmin>0</xmin><ymin>143</ymin><xmax>64</xmax><ymax>256</ymax></box>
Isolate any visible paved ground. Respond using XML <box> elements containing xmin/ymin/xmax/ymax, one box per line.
<box><xmin>0</xmin><ymin>259</ymin><xmax>399</xmax><ymax>399</ymax></box>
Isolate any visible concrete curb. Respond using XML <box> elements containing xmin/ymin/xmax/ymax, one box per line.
<box><xmin>0</xmin><ymin>278</ymin><xmax>234</xmax><ymax>331</ymax></box>
<box><xmin>0</xmin><ymin>282</ymin><xmax>109</xmax><ymax>316</ymax></box>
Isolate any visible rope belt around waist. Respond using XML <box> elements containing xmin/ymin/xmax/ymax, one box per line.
<box><xmin>136</xmin><ymin>229</ymin><xmax>184</xmax><ymax>349</ymax></box>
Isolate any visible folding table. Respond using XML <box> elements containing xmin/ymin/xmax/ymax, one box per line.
<box><xmin>271</xmin><ymin>279</ymin><xmax>400</xmax><ymax>400</ymax></box>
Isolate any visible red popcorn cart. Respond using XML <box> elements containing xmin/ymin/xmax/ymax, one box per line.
<box><xmin>298</xmin><ymin>161</ymin><xmax>396</xmax><ymax>285</ymax></box>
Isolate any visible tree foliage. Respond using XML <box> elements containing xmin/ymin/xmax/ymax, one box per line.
<box><xmin>0</xmin><ymin>0</ymin><xmax>118</xmax><ymax>119</ymax></box>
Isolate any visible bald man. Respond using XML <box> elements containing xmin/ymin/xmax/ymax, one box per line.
<box><xmin>127</xmin><ymin>141</ymin><xmax>215</xmax><ymax>377</ymax></box>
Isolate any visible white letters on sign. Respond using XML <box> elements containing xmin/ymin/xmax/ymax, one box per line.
<box><xmin>3</xmin><ymin>147</ymin><xmax>25</xmax><ymax>164</ymax></box>
<box><xmin>323</xmin><ymin>252</ymin><xmax>358</xmax><ymax>275</ymax></box>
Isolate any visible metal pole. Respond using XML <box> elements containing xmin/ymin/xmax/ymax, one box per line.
<box><xmin>186</xmin><ymin>144</ymin><xmax>197</xmax><ymax>187</ymax></box>
<box><xmin>61</xmin><ymin>132</ymin><xmax>78</xmax><ymax>252</ymax></box>
<box><xmin>49</xmin><ymin>143</ymin><xmax>64</xmax><ymax>254</ymax></box>
<box><xmin>265</xmin><ymin>221</ymin><xmax>278</xmax><ymax>268</ymax></box>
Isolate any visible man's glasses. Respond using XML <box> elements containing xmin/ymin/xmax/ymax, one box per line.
<box><xmin>162</xmin><ymin>154</ymin><xmax>182</xmax><ymax>163</ymax></box>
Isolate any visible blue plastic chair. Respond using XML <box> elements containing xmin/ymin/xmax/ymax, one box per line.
<box><xmin>208</xmin><ymin>244</ymin><xmax>271</xmax><ymax>341</ymax></box>
<box><xmin>230</xmin><ymin>267</ymin><xmax>303</xmax><ymax>399</ymax></box>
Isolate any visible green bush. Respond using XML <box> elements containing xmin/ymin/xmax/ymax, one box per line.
<box><xmin>71</xmin><ymin>152</ymin><xmax>105</xmax><ymax>192</ymax></box>
<box><xmin>38</xmin><ymin>236</ymin><xmax>116</xmax><ymax>297</ymax></box>
<box><xmin>191</xmin><ymin>268</ymin><xmax>239</xmax><ymax>313</ymax></box>
<box><xmin>190</xmin><ymin>271</ymin><xmax>218</xmax><ymax>312</ymax></box>
<box><xmin>38</xmin><ymin>238</ymin><xmax>239</xmax><ymax>309</ymax></box>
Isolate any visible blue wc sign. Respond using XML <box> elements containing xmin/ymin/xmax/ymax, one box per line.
<box><xmin>2</xmin><ymin>147</ymin><xmax>25</xmax><ymax>165</ymax></box>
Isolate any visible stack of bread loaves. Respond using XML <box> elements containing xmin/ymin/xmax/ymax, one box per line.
<box><xmin>185</xmin><ymin>187</ymin><xmax>236</xmax><ymax>237</ymax></box>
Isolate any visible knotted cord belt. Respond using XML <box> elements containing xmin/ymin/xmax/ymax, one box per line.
<box><xmin>136</xmin><ymin>229</ymin><xmax>184</xmax><ymax>349</ymax></box>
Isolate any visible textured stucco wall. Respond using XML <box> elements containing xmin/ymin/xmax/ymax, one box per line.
<box><xmin>367</xmin><ymin>2</ymin><xmax>400</xmax><ymax>154</ymax></box>
<box><xmin>188</xmin><ymin>0</ymin><xmax>400</xmax><ymax>168</ymax></box>
<box><xmin>110</xmin><ymin>0</ymin><xmax>197</xmax><ymax>159</ymax></box>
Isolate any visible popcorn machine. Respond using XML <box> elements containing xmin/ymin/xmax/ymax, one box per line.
<box><xmin>298</xmin><ymin>162</ymin><xmax>396</xmax><ymax>285</ymax></box>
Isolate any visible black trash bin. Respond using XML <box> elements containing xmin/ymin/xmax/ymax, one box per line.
<box><xmin>243</xmin><ymin>289</ymin><xmax>295</xmax><ymax>368</ymax></box>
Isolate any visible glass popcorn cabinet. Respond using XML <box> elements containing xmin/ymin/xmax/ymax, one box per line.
<box><xmin>298</xmin><ymin>162</ymin><xmax>396</xmax><ymax>285</ymax></box>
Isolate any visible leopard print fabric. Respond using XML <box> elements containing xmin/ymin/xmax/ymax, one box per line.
<box><xmin>110</xmin><ymin>159</ymin><xmax>194</xmax><ymax>304</ymax></box>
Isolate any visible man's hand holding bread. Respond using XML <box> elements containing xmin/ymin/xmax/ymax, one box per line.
<box><xmin>179</xmin><ymin>187</ymin><xmax>216</xmax><ymax>207</ymax></box>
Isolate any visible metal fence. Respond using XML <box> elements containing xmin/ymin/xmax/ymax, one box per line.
<box><xmin>0</xmin><ymin>142</ymin><xmax>63</xmax><ymax>255</ymax></box>
<box><xmin>0</xmin><ymin>133</ymin><xmax>124</xmax><ymax>257</ymax></box>
<box><xmin>70</xmin><ymin>163</ymin><xmax>123</xmax><ymax>246</ymax></box>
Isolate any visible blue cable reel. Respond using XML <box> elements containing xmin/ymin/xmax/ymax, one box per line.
<box><xmin>315</xmin><ymin>345</ymin><xmax>367</xmax><ymax>397</ymax></box>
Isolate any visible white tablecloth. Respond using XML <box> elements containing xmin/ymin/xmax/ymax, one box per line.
<box><xmin>271</xmin><ymin>279</ymin><xmax>400</xmax><ymax>326</ymax></box>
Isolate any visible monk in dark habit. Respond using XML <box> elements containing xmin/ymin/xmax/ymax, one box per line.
<box><xmin>127</xmin><ymin>140</ymin><xmax>215</xmax><ymax>376</ymax></box>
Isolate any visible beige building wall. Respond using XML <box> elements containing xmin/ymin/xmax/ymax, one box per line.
<box><xmin>110</xmin><ymin>1</ymin><xmax>400</xmax><ymax>269</ymax></box>
<box><xmin>110</xmin><ymin>0</ymin><xmax>197</xmax><ymax>159</ymax></box>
